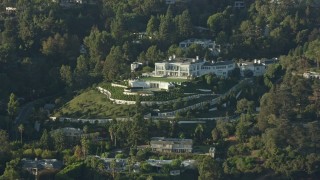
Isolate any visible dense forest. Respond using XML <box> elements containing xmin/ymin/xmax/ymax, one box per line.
<box><xmin>0</xmin><ymin>0</ymin><xmax>320</xmax><ymax>179</ymax></box>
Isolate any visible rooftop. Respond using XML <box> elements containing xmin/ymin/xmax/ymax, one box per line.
<box><xmin>203</xmin><ymin>60</ymin><xmax>234</xmax><ymax>66</ymax></box>
<box><xmin>158</xmin><ymin>57</ymin><xmax>203</xmax><ymax>64</ymax></box>
<box><xmin>22</xmin><ymin>158</ymin><xmax>63</xmax><ymax>170</ymax></box>
<box><xmin>150</xmin><ymin>137</ymin><xmax>193</xmax><ymax>144</ymax></box>
<box><xmin>180</xmin><ymin>38</ymin><xmax>214</xmax><ymax>43</ymax></box>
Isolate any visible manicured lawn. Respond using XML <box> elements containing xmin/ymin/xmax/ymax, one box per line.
<box><xmin>54</xmin><ymin>89</ymin><xmax>136</xmax><ymax>119</ymax></box>
<box><xmin>141</xmin><ymin>77</ymin><xmax>189</xmax><ymax>83</ymax></box>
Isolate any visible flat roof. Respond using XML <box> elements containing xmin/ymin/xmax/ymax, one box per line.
<box><xmin>150</xmin><ymin>137</ymin><xmax>193</xmax><ymax>144</ymax></box>
<box><xmin>157</xmin><ymin>57</ymin><xmax>203</xmax><ymax>64</ymax></box>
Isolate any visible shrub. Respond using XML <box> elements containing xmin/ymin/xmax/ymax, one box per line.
<box><xmin>35</xmin><ymin>148</ymin><xmax>43</xmax><ymax>157</ymax></box>
<box><xmin>23</xmin><ymin>149</ymin><xmax>35</xmax><ymax>158</ymax></box>
<box><xmin>41</xmin><ymin>150</ymin><xmax>55</xmax><ymax>159</ymax></box>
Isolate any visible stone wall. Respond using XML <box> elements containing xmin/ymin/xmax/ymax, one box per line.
<box><xmin>97</xmin><ymin>86</ymin><xmax>212</xmax><ymax>106</ymax></box>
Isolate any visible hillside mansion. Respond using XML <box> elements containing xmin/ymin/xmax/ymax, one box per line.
<box><xmin>132</xmin><ymin>56</ymin><xmax>277</xmax><ymax>79</ymax></box>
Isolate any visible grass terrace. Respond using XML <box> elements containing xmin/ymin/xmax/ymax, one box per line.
<box><xmin>54</xmin><ymin>89</ymin><xmax>136</xmax><ymax>118</ymax></box>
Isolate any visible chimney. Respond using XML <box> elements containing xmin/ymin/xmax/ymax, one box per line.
<box><xmin>173</xmin><ymin>54</ymin><xmax>176</xmax><ymax>59</ymax></box>
<box><xmin>196</xmin><ymin>56</ymin><xmax>199</xmax><ymax>61</ymax></box>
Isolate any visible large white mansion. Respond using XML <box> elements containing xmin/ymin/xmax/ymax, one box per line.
<box><xmin>154</xmin><ymin>57</ymin><xmax>236</xmax><ymax>78</ymax></box>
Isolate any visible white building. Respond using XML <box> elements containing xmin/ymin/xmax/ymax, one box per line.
<box><xmin>238</xmin><ymin>58</ymin><xmax>278</xmax><ymax>77</ymax></box>
<box><xmin>150</xmin><ymin>137</ymin><xmax>193</xmax><ymax>153</ymax></box>
<box><xmin>200</xmin><ymin>61</ymin><xmax>237</xmax><ymax>77</ymax></box>
<box><xmin>131</xmin><ymin>62</ymin><xmax>143</xmax><ymax>72</ymax></box>
<box><xmin>5</xmin><ymin>7</ymin><xmax>17</xmax><ymax>14</ymax></box>
<box><xmin>303</xmin><ymin>72</ymin><xmax>320</xmax><ymax>79</ymax></box>
<box><xmin>154</xmin><ymin>57</ymin><xmax>235</xmax><ymax>78</ymax></box>
<box><xmin>179</xmin><ymin>38</ymin><xmax>220</xmax><ymax>56</ymax></box>
<box><xmin>234</xmin><ymin>1</ymin><xmax>245</xmax><ymax>8</ymax></box>
<box><xmin>238</xmin><ymin>61</ymin><xmax>266</xmax><ymax>77</ymax></box>
<box><xmin>128</xmin><ymin>79</ymin><xmax>174</xmax><ymax>90</ymax></box>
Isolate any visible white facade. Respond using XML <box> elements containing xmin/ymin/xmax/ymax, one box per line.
<box><xmin>155</xmin><ymin>59</ymin><xmax>203</xmax><ymax>77</ymax></box>
<box><xmin>303</xmin><ymin>72</ymin><xmax>320</xmax><ymax>79</ymax></box>
<box><xmin>238</xmin><ymin>62</ymin><xmax>266</xmax><ymax>76</ymax></box>
<box><xmin>238</xmin><ymin>58</ymin><xmax>278</xmax><ymax>77</ymax></box>
<box><xmin>6</xmin><ymin>7</ymin><xmax>17</xmax><ymax>12</ymax></box>
<box><xmin>200</xmin><ymin>61</ymin><xmax>236</xmax><ymax>77</ymax></box>
<box><xmin>154</xmin><ymin>57</ymin><xmax>235</xmax><ymax>78</ymax></box>
<box><xmin>150</xmin><ymin>137</ymin><xmax>193</xmax><ymax>153</ymax></box>
<box><xmin>129</xmin><ymin>80</ymin><xmax>174</xmax><ymax>90</ymax></box>
<box><xmin>131</xmin><ymin>62</ymin><xmax>143</xmax><ymax>72</ymax></box>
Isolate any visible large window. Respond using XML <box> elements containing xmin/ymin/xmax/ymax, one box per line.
<box><xmin>216</xmin><ymin>66</ymin><xmax>226</xmax><ymax>69</ymax></box>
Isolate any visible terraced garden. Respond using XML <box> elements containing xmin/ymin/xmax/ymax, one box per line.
<box><xmin>141</xmin><ymin>77</ymin><xmax>189</xmax><ymax>83</ymax></box>
<box><xmin>100</xmin><ymin>83</ymin><xmax>188</xmax><ymax>101</ymax></box>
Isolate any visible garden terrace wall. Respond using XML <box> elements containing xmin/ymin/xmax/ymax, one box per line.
<box><xmin>97</xmin><ymin>86</ymin><xmax>213</xmax><ymax>106</ymax></box>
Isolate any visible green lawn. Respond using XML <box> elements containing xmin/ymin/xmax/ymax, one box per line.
<box><xmin>141</xmin><ymin>77</ymin><xmax>189</xmax><ymax>83</ymax></box>
<box><xmin>54</xmin><ymin>89</ymin><xmax>136</xmax><ymax>119</ymax></box>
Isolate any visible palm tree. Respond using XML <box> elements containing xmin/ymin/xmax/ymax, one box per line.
<box><xmin>18</xmin><ymin>124</ymin><xmax>24</xmax><ymax>143</ymax></box>
<box><xmin>83</xmin><ymin>125</ymin><xmax>88</xmax><ymax>134</ymax></box>
<box><xmin>194</xmin><ymin>124</ymin><xmax>204</xmax><ymax>142</ymax></box>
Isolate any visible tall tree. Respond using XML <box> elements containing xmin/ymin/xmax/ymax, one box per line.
<box><xmin>2</xmin><ymin>18</ymin><xmax>18</xmax><ymax>49</ymax></box>
<box><xmin>84</xmin><ymin>27</ymin><xmax>113</xmax><ymax>70</ymax></box>
<box><xmin>146</xmin><ymin>15</ymin><xmax>158</xmax><ymax>37</ymax></box>
<box><xmin>305</xmin><ymin>39</ymin><xmax>320</xmax><ymax>69</ymax></box>
<box><xmin>81</xmin><ymin>137</ymin><xmax>89</xmax><ymax>158</ymax></box>
<box><xmin>40</xmin><ymin>129</ymin><xmax>52</xmax><ymax>150</ymax></box>
<box><xmin>194</xmin><ymin>124</ymin><xmax>205</xmax><ymax>142</ymax></box>
<box><xmin>198</xmin><ymin>156</ymin><xmax>223</xmax><ymax>180</ymax></box>
<box><xmin>52</xmin><ymin>131</ymin><xmax>66</xmax><ymax>151</ymax></box>
<box><xmin>145</xmin><ymin>45</ymin><xmax>162</xmax><ymax>65</ymax></box>
<box><xmin>7</xmin><ymin>93</ymin><xmax>19</xmax><ymax>123</ymax></box>
<box><xmin>0</xmin><ymin>158</ymin><xmax>21</xmax><ymax>180</ymax></box>
<box><xmin>60</xmin><ymin>65</ymin><xmax>73</xmax><ymax>87</ymax></box>
<box><xmin>74</xmin><ymin>55</ymin><xmax>89</xmax><ymax>87</ymax></box>
<box><xmin>176</xmin><ymin>10</ymin><xmax>193</xmax><ymax>38</ymax></box>
<box><xmin>0</xmin><ymin>130</ymin><xmax>11</xmax><ymax>157</ymax></box>
<box><xmin>207</xmin><ymin>12</ymin><xmax>224</xmax><ymax>35</ymax></box>
<box><xmin>110</xmin><ymin>15</ymin><xmax>125</xmax><ymax>40</ymax></box>
<box><xmin>17</xmin><ymin>5</ymin><xmax>36</xmax><ymax>50</ymax></box>
<box><xmin>159</xmin><ymin>6</ymin><xmax>175</xmax><ymax>43</ymax></box>
<box><xmin>74</xmin><ymin>145</ymin><xmax>83</xmax><ymax>160</ymax></box>
<box><xmin>127</xmin><ymin>114</ymin><xmax>148</xmax><ymax>146</ymax></box>
<box><xmin>18</xmin><ymin>124</ymin><xmax>24</xmax><ymax>143</ymax></box>
<box><xmin>103</xmin><ymin>46</ymin><xmax>127</xmax><ymax>81</ymax></box>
